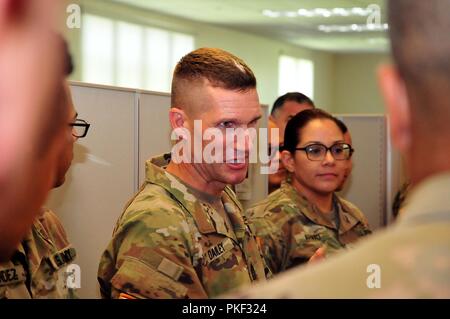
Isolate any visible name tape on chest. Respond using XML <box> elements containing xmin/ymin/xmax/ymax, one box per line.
<box><xmin>0</xmin><ymin>265</ymin><xmax>26</xmax><ymax>287</ymax></box>
<box><xmin>47</xmin><ymin>247</ymin><xmax>76</xmax><ymax>270</ymax></box>
<box><xmin>203</xmin><ymin>238</ymin><xmax>235</xmax><ymax>264</ymax></box>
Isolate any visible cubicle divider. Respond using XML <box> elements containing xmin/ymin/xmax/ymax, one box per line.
<box><xmin>336</xmin><ymin>115</ymin><xmax>405</xmax><ymax>229</ymax></box>
<box><xmin>336</xmin><ymin>115</ymin><xmax>387</xmax><ymax>230</ymax></box>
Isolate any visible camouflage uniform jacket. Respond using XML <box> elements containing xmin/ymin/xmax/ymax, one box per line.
<box><xmin>98</xmin><ymin>154</ymin><xmax>269</xmax><ymax>299</ymax></box>
<box><xmin>0</xmin><ymin>209</ymin><xmax>77</xmax><ymax>299</ymax></box>
<box><xmin>247</xmin><ymin>181</ymin><xmax>371</xmax><ymax>274</ymax></box>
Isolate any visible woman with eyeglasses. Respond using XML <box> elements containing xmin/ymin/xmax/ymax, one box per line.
<box><xmin>247</xmin><ymin>108</ymin><xmax>371</xmax><ymax>275</ymax></box>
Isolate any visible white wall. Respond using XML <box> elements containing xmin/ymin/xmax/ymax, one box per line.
<box><xmin>333</xmin><ymin>53</ymin><xmax>390</xmax><ymax>114</ymax></box>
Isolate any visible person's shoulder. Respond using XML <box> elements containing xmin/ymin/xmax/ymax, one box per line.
<box><xmin>338</xmin><ymin>196</ymin><xmax>369</xmax><ymax>224</ymax></box>
<box><xmin>122</xmin><ymin>182</ymin><xmax>187</xmax><ymax>222</ymax></box>
<box><xmin>114</xmin><ymin>183</ymin><xmax>193</xmax><ymax>244</ymax></box>
<box><xmin>37</xmin><ymin>208</ymin><xmax>63</xmax><ymax>227</ymax></box>
<box><xmin>34</xmin><ymin>208</ymin><xmax>70</xmax><ymax>249</ymax></box>
<box><xmin>246</xmin><ymin>189</ymin><xmax>299</xmax><ymax>232</ymax></box>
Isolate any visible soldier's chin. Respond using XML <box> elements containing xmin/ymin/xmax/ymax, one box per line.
<box><xmin>53</xmin><ymin>175</ymin><xmax>65</xmax><ymax>188</ymax></box>
<box><xmin>224</xmin><ymin>171</ymin><xmax>247</xmax><ymax>186</ymax></box>
<box><xmin>316</xmin><ymin>182</ymin><xmax>339</xmax><ymax>195</ymax></box>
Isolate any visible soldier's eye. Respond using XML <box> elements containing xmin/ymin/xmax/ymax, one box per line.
<box><xmin>306</xmin><ymin>145</ymin><xmax>324</xmax><ymax>156</ymax></box>
<box><xmin>333</xmin><ymin>146</ymin><xmax>344</xmax><ymax>154</ymax></box>
<box><xmin>218</xmin><ymin>121</ymin><xmax>235</xmax><ymax>129</ymax></box>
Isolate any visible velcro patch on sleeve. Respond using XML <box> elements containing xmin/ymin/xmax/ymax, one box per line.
<box><xmin>157</xmin><ymin>257</ymin><xmax>184</xmax><ymax>281</ymax></box>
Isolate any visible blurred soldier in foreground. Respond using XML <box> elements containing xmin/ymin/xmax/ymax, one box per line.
<box><xmin>0</xmin><ymin>40</ymin><xmax>90</xmax><ymax>298</ymax></box>
<box><xmin>0</xmin><ymin>0</ymin><xmax>66</xmax><ymax>260</ymax></box>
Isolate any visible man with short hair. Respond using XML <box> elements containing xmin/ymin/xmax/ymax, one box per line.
<box><xmin>270</xmin><ymin>92</ymin><xmax>315</xmax><ymax>138</ymax></box>
<box><xmin>230</xmin><ymin>0</ymin><xmax>450</xmax><ymax>298</ymax></box>
<box><xmin>268</xmin><ymin>92</ymin><xmax>315</xmax><ymax>193</ymax></box>
<box><xmin>0</xmin><ymin>0</ymin><xmax>66</xmax><ymax>260</ymax></box>
<box><xmin>0</xmin><ymin>41</ymin><xmax>90</xmax><ymax>299</ymax></box>
<box><xmin>98</xmin><ymin>48</ymin><xmax>270</xmax><ymax>299</ymax></box>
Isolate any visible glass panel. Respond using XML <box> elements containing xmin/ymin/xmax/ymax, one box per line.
<box><xmin>116</xmin><ymin>21</ymin><xmax>143</xmax><ymax>88</ymax></box>
<box><xmin>144</xmin><ymin>27</ymin><xmax>171</xmax><ymax>92</ymax></box>
<box><xmin>82</xmin><ymin>14</ymin><xmax>114</xmax><ymax>85</ymax></box>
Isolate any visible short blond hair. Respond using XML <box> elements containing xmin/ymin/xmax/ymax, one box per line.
<box><xmin>171</xmin><ymin>48</ymin><xmax>256</xmax><ymax>108</ymax></box>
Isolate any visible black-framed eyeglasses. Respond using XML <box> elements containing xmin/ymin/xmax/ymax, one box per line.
<box><xmin>295</xmin><ymin>143</ymin><xmax>354</xmax><ymax>161</ymax></box>
<box><xmin>69</xmin><ymin>119</ymin><xmax>90</xmax><ymax>138</ymax></box>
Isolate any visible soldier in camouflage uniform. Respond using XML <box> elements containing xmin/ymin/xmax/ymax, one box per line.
<box><xmin>247</xmin><ymin>181</ymin><xmax>371</xmax><ymax>274</ymax></box>
<box><xmin>230</xmin><ymin>0</ymin><xmax>450</xmax><ymax>298</ymax></box>
<box><xmin>0</xmin><ymin>5</ymin><xmax>71</xmax><ymax>261</ymax></box>
<box><xmin>248</xmin><ymin>109</ymin><xmax>371</xmax><ymax>274</ymax></box>
<box><xmin>0</xmin><ymin>43</ymin><xmax>90</xmax><ymax>298</ymax></box>
<box><xmin>98</xmin><ymin>48</ymin><xmax>270</xmax><ymax>299</ymax></box>
<box><xmin>98</xmin><ymin>154</ymin><xmax>269</xmax><ymax>298</ymax></box>
<box><xmin>0</xmin><ymin>209</ymin><xmax>77</xmax><ymax>299</ymax></box>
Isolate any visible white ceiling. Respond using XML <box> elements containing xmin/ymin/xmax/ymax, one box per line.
<box><xmin>112</xmin><ymin>0</ymin><xmax>389</xmax><ymax>53</ymax></box>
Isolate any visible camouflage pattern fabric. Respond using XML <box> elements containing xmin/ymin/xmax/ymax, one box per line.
<box><xmin>0</xmin><ymin>209</ymin><xmax>77</xmax><ymax>299</ymax></box>
<box><xmin>247</xmin><ymin>181</ymin><xmax>371</xmax><ymax>274</ymax></box>
<box><xmin>98</xmin><ymin>154</ymin><xmax>270</xmax><ymax>299</ymax></box>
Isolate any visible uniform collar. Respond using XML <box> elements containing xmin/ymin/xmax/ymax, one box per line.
<box><xmin>280</xmin><ymin>181</ymin><xmax>361</xmax><ymax>234</ymax></box>
<box><xmin>145</xmin><ymin>154</ymin><xmax>245</xmax><ymax>239</ymax></box>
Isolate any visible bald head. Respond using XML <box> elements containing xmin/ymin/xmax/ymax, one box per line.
<box><xmin>171</xmin><ymin>48</ymin><xmax>256</xmax><ymax>115</ymax></box>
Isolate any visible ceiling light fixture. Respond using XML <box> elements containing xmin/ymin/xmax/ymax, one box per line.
<box><xmin>318</xmin><ymin>23</ymin><xmax>389</xmax><ymax>33</ymax></box>
<box><xmin>262</xmin><ymin>7</ymin><xmax>378</xmax><ymax>18</ymax></box>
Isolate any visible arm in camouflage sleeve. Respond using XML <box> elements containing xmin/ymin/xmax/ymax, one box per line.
<box><xmin>249</xmin><ymin>217</ymin><xmax>286</xmax><ymax>275</ymax></box>
<box><xmin>281</xmin><ymin>218</ymin><xmax>313</xmax><ymax>269</ymax></box>
<box><xmin>98</xmin><ymin>205</ymin><xmax>208</xmax><ymax>299</ymax></box>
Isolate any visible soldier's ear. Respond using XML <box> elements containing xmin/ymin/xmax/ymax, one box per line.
<box><xmin>280</xmin><ymin>150</ymin><xmax>295</xmax><ymax>173</ymax></box>
<box><xmin>169</xmin><ymin>107</ymin><xmax>187</xmax><ymax>130</ymax></box>
<box><xmin>378</xmin><ymin>64</ymin><xmax>411</xmax><ymax>153</ymax></box>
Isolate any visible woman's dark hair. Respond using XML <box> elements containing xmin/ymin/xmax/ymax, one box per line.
<box><xmin>283</xmin><ymin>109</ymin><xmax>345</xmax><ymax>153</ymax></box>
<box><xmin>335</xmin><ymin>118</ymin><xmax>348</xmax><ymax>134</ymax></box>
